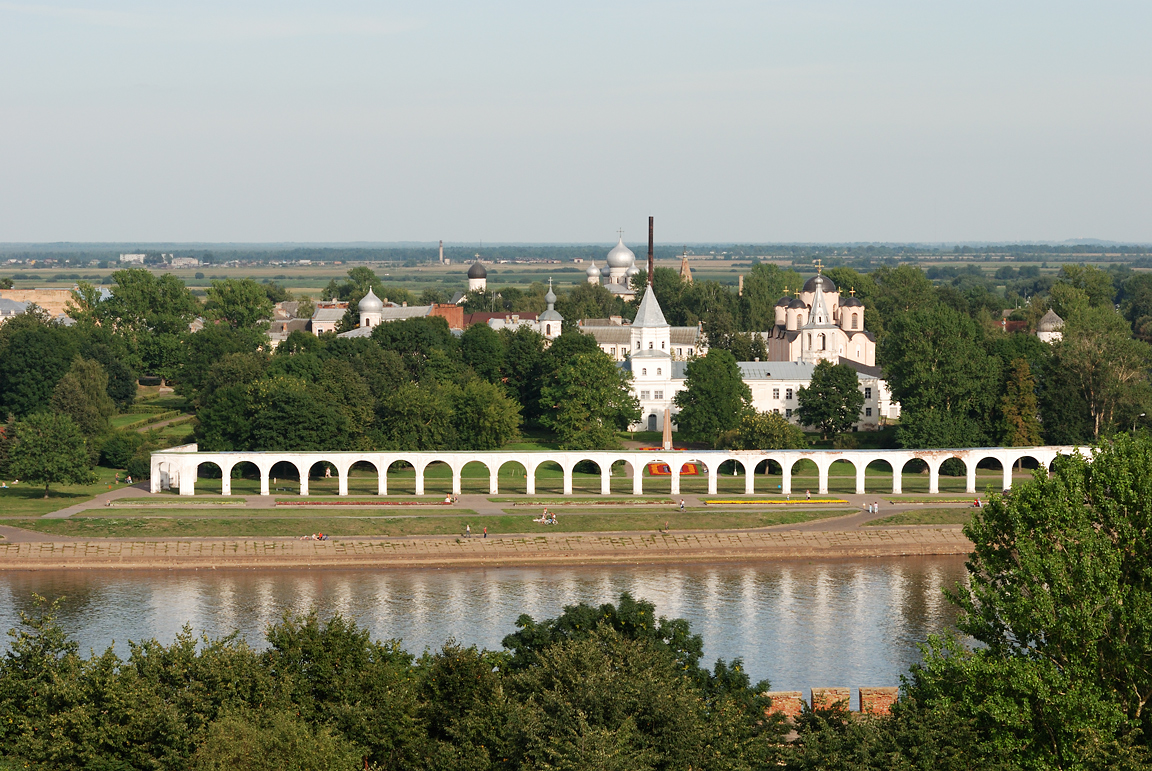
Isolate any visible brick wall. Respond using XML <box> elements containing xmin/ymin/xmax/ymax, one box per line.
<box><xmin>765</xmin><ymin>686</ymin><xmax>899</xmax><ymax>721</ymax></box>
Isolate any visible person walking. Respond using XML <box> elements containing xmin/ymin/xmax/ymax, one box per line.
<box><xmin>483</xmin><ymin>526</ymin><xmax>487</xmax><ymax>538</ymax></box>
<box><xmin>679</xmin><ymin>499</ymin><xmax>685</xmax><ymax>512</ymax></box>
<box><xmin>465</xmin><ymin>524</ymin><xmax>471</xmax><ymax>538</ymax></box>
<box><xmin>806</xmin><ymin>489</ymin><xmax>810</xmax><ymax>500</ymax></box>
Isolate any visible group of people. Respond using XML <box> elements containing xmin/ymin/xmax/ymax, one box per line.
<box><xmin>300</xmin><ymin>532</ymin><xmax>329</xmax><ymax>541</ymax></box>
<box><xmin>534</xmin><ymin>508</ymin><xmax>558</xmax><ymax>525</ymax></box>
<box><xmin>865</xmin><ymin>501</ymin><xmax>881</xmax><ymax>514</ymax></box>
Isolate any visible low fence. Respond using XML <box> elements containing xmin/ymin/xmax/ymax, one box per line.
<box><xmin>765</xmin><ymin>687</ymin><xmax>899</xmax><ymax>717</ymax></box>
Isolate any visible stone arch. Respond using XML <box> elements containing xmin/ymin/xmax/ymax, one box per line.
<box><xmin>676</xmin><ymin>456</ymin><xmax>712</xmax><ymax>495</ymax></box>
<box><xmin>864</xmin><ymin>458</ymin><xmax>895</xmax><ymax>494</ymax></box>
<box><xmin>346</xmin><ymin>459</ymin><xmax>381</xmax><ymax>496</ymax></box>
<box><xmin>385</xmin><ymin>458</ymin><xmax>420</xmax><ymax>496</ymax></box>
<box><xmin>307</xmin><ymin>460</ymin><xmax>339</xmax><ymax>495</ymax></box>
<box><xmin>269</xmin><ymin>460</ymin><xmax>303</xmax><ymax>495</ymax></box>
<box><xmin>753</xmin><ymin>457</ymin><xmax>785</xmax><ymax>495</ymax></box>
<box><xmin>787</xmin><ymin>457</ymin><xmax>819</xmax><ymax>496</ymax></box>
<box><xmin>532</xmin><ymin>460</ymin><xmax>565</xmax><ymax>495</ymax></box>
<box><xmin>638</xmin><ymin>457</ymin><xmax>673</xmax><ymax>495</ymax></box>
<box><xmin>898</xmin><ymin>457</ymin><xmax>928</xmax><ymax>494</ymax></box>
<box><xmin>571</xmin><ymin>458</ymin><xmax>604</xmax><ymax>494</ymax></box>
<box><xmin>934</xmin><ymin>454</ymin><xmax>969</xmax><ymax>494</ymax></box>
<box><xmin>460</xmin><ymin>460</ymin><xmax>493</xmax><ymax>494</ymax></box>
<box><xmin>826</xmin><ymin>457</ymin><xmax>859</xmax><ymax>495</ymax></box>
<box><xmin>421</xmin><ymin>460</ymin><xmax>453</xmax><ymax>497</ymax></box>
<box><xmin>610</xmin><ymin>458</ymin><xmax>638</xmax><ymax>494</ymax></box>
<box><xmin>227</xmin><ymin>460</ymin><xmax>263</xmax><ymax>496</ymax></box>
<box><xmin>194</xmin><ymin>460</ymin><xmax>225</xmax><ymax>495</ymax></box>
<box><xmin>497</xmin><ymin>460</ymin><xmax>528</xmax><ymax>495</ymax></box>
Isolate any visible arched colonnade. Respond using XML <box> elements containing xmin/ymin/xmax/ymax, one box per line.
<box><xmin>151</xmin><ymin>444</ymin><xmax>1085</xmax><ymax>497</ymax></box>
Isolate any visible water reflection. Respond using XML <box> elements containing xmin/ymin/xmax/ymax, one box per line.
<box><xmin>0</xmin><ymin>557</ymin><xmax>967</xmax><ymax>706</ymax></box>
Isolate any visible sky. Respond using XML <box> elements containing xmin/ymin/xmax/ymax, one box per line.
<box><xmin>1</xmin><ymin>1</ymin><xmax>1150</xmax><ymax>244</ymax></box>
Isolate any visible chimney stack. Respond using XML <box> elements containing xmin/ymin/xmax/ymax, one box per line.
<box><xmin>647</xmin><ymin>216</ymin><xmax>654</xmax><ymax>285</ymax></box>
<box><xmin>439</xmin><ymin>240</ymin><xmax>444</xmax><ymax>264</ymax></box>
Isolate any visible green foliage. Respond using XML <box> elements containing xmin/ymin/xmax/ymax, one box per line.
<box><xmin>999</xmin><ymin>358</ymin><xmax>1042</xmax><ymax>446</ymax></box>
<box><xmin>204</xmin><ymin>278</ymin><xmax>275</xmax><ymax>330</ymax></box>
<box><xmin>91</xmin><ymin>268</ymin><xmax>201</xmax><ymax>377</ymax></box>
<box><xmin>673</xmin><ymin>348</ymin><xmax>751</xmax><ymax>446</ymax></box>
<box><xmin>722</xmin><ymin>410</ymin><xmax>807</xmax><ymax>450</ymax></box>
<box><xmin>739</xmin><ymin>263</ymin><xmax>804</xmax><ymax>330</ymax></box>
<box><xmin>191</xmin><ymin>709</ymin><xmax>362</xmax><ymax>771</ymax></box>
<box><xmin>796</xmin><ymin>360</ymin><xmax>866</xmax><ymax>439</ymax></box>
<box><xmin>8</xmin><ymin>412</ymin><xmax>94</xmax><ymax>496</ymax></box>
<box><xmin>538</xmin><ymin>351</ymin><xmax>639</xmax><ymax>449</ymax></box>
<box><xmin>50</xmin><ymin>358</ymin><xmax>115</xmax><ymax>443</ymax></box>
<box><xmin>460</xmin><ymin>322</ymin><xmax>505</xmax><ymax>383</ymax></box>
<box><xmin>0</xmin><ymin>310</ymin><xmax>80</xmax><ymax>417</ymax></box>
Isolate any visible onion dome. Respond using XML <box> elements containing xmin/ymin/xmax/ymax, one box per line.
<box><xmin>787</xmin><ymin>298</ymin><xmax>806</xmax><ymax>309</ymax></box>
<box><xmin>1037</xmin><ymin>308</ymin><xmax>1064</xmax><ymax>332</ymax></box>
<box><xmin>803</xmin><ymin>274</ymin><xmax>836</xmax><ymax>293</ymax></box>
<box><xmin>586</xmin><ymin>260</ymin><xmax>600</xmax><ymax>277</ymax></box>
<box><xmin>625</xmin><ymin>265</ymin><xmax>641</xmax><ymax>277</ymax></box>
<box><xmin>468</xmin><ymin>260</ymin><xmax>487</xmax><ymax>279</ymax></box>
<box><xmin>776</xmin><ymin>294</ymin><xmax>792</xmax><ymax>307</ymax></box>
<box><xmin>840</xmin><ymin>296</ymin><xmax>863</xmax><ymax>307</ymax></box>
<box><xmin>544</xmin><ymin>285</ymin><xmax>557</xmax><ymax>306</ymax></box>
<box><xmin>606</xmin><ymin>237</ymin><xmax>636</xmax><ymax>268</ymax></box>
<box><xmin>358</xmin><ymin>288</ymin><xmax>384</xmax><ymax>313</ymax></box>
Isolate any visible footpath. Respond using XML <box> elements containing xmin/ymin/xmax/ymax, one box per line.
<box><xmin>0</xmin><ymin>526</ymin><xmax>972</xmax><ymax>570</ymax></box>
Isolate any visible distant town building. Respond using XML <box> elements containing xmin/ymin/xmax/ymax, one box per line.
<box><xmin>0</xmin><ymin>288</ymin><xmax>75</xmax><ymax>318</ymax></box>
<box><xmin>0</xmin><ymin>297</ymin><xmax>29</xmax><ymax>324</ymax></box>
<box><xmin>119</xmin><ymin>253</ymin><xmax>146</xmax><ymax>264</ymax></box>
<box><xmin>170</xmin><ymin>257</ymin><xmax>200</xmax><ymax>268</ymax></box>
<box><xmin>1036</xmin><ymin>308</ymin><xmax>1065</xmax><ymax>344</ymax></box>
<box><xmin>310</xmin><ymin>301</ymin><xmax>348</xmax><ymax>335</ymax></box>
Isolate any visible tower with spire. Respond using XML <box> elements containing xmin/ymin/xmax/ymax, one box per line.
<box><xmin>538</xmin><ymin>278</ymin><xmax>563</xmax><ymax>340</ymax></box>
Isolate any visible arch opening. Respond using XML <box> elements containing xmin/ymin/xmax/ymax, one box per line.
<box><xmin>610</xmin><ymin>460</ymin><xmax>636</xmax><ymax>494</ymax></box>
<box><xmin>497</xmin><ymin>460</ymin><xmax>528</xmax><ymax>495</ymax></box>
<box><xmin>269</xmin><ymin>460</ymin><xmax>303</xmax><ymax>495</ymax></box>
<box><xmin>307</xmin><ymin>461</ymin><xmax>339</xmax><ymax>495</ymax></box>
<box><xmin>754</xmin><ymin>459</ymin><xmax>785</xmax><ymax>496</ymax></box>
<box><xmin>676</xmin><ymin>458</ymin><xmax>711</xmax><ymax>495</ymax></box>
<box><xmin>346</xmin><ymin>460</ymin><xmax>380</xmax><ymax>496</ymax></box>
<box><xmin>789</xmin><ymin>458</ymin><xmax>819</xmax><ymax>496</ymax></box>
<box><xmin>385</xmin><ymin>460</ymin><xmax>418</xmax><ymax>496</ymax></box>
<box><xmin>228</xmin><ymin>460</ymin><xmax>262</xmax><ymax>495</ymax></box>
<box><xmin>639</xmin><ymin>458</ymin><xmax>672</xmax><ymax>495</ymax></box>
<box><xmin>974</xmin><ymin>456</ymin><xmax>1004</xmax><ymax>494</ymax></box>
<box><xmin>938</xmin><ymin>457</ymin><xmax>969</xmax><ymax>494</ymax></box>
<box><xmin>421</xmin><ymin>460</ymin><xmax>453</xmax><ymax>497</ymax></box>
<box><xmin>899</xmin><ymin>458</ymin><xmax>928</xmax><ymax>494</ymax></box>
<box><xmin>533</xmin><ymin>461</ymin><xmax>565</xmax><ymax>495</ymax></box>
<box><xmin>827</xmin><ymin>458</ymin><xmax>858</xmax><ymax>494</ymax></box>
<box><xmin>460</xmin><ymin>460</ymin><xmax>492</xmax><ymax>495</ymax></box>
<box><xmin>194</xmin><ymin>460</ymin><xmax>225</xmax><ymax>495</ymax></box>
<box><xmin>571</xmin><ymin>460</ymin><xmax>603</xmax><ymax>494</ymax></box>
<box><xmin>866</xmin><ymin>459</ymin><xmax>894</xmax><ymax>494</ymax></box>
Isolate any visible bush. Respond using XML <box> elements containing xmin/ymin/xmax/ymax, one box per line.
<box><xmin>126</xmin><ymin>448</ymin><xmax>152</xmax><ymax>480</ymax></box>
<box><xmin>100</xmin><ymin>431</ymin><xmax>146</xmax><ymax>468</ymax></box>
<box><xmin>138</xmin><ymin>376</ymin><xmax>162</xmax><ymax>386</ymax></box>
<box><xmin>832</xmin><ymin>433</ymin><xmax>860</xmax><ymax>450</ymax></box>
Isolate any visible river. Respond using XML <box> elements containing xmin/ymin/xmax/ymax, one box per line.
<box><xmin>0</xmin><ymin>556</ymin><xmax>967</xmax><ymax>707</ymax></box>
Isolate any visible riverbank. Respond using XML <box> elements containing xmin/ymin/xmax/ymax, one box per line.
<box><xmin>0</xmin><ymin>525</ymin><xmax>972</xmax><ymax>570</ymax></box>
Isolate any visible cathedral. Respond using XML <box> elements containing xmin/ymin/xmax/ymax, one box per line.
<box><xmin>765</xmin><ymin>268</ymin><xmax>876</xmax><ymax>367</ymax></box>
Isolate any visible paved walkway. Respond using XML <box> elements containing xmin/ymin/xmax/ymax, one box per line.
<box><xmin>0</xmin><ymin>526</ymin><xmax>973</xmax><ymax>570</ymax></box>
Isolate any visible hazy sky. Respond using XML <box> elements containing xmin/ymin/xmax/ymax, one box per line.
<box><xmin>1</xmin><ymin>1</ymin><xmax>1150</xmax><ymax>244</ymax></box>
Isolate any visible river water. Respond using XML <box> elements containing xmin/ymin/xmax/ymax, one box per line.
<box><xmin>0</xmin><ymin>557</ymin><xmax>967</xmax><ymax>706</ymax></box>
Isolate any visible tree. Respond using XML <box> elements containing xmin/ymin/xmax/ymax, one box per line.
<box><xmin>796</xmin><ymin>360</ymin><xmax>866</xmax><ymax>440</ymax></box>
<box><xmin>451</xmin><ymin>378</ymin><xmax>520</xmax><ymax>449</ymax></box>
<box><xmin>0</xmin><ymin>313</ymin><xmax>79</xmax><ymax>417</ymax></box>
<box><xmin>673</xmin><ymin>349</ymin><xmax>751</xmax><ymax>446</ymax></box>
<box><xmin>178</xmin><ymin>325</ymin><xmax>267</xmax><ymax>400</ymax></box>
<box><xmin>8</xmin><ymin>412</ymin><xmax>93</xmax><ymax>497</ymax></box>
<box><xmin>247</xmin><ymin>378</ymin><xmax>350</xmax><ymax>451</ymax></box>
<box><xmin>459</xmin><ymin>323</ymin><xmax>505</xmax><ymax>383</ymax></box>
<box><xmin>999</xmin><ymin>358</ymin><xmax>1042</xmax><ymax>447</ymax></box>
<box><xmin>92</xmin><ymin>269</ymin><xmax>200</xmax><ymax>375</ymax></box>
<box><xmin>499</xmin><ymin>326</ymin><xmax>547</xmax><ymax>425</ymax></box>
<box><xmin>539</xmin><ymin>352</ymin><xmax>639</xmax><ymax>449</ymax></box>
<box><xmin>204</xmin><ymin>279</ymin><xmax>275</xmax><ymax>330</ymax></box>
<box><xmin>723</xmin><ymin>410</ymin><xmax>807</xmax><ymax>450</ymax></box>
<box><xmin>50</xmin><ymin>358</ymin><xmax>115</xmax><ymax>443</ymax></box>
<box><xmin>739</xmin><ymin>263</ymin><xmax>803</xmax><ymax>330</ymax></box>
<box><xmin>374</xmin><ymin>383</ymin><xmax>457</xmax><ymax>450</ymax></box>
<box><xmin>1057</xmin><ymin>305</ymin><xmax>1152</xmax><ymax>439</ymax></box>
<box><xmin>907</xmin><ymin>434</ymin><xmax>1152</xmax><ymax>765</ymax></box>
<box><xmin>0</xmin><ymin>277</ymin><xmax>12</xmax><ymax>289</ymax></box>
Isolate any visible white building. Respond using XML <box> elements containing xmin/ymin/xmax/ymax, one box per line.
<box><xmin>619</xmin><ymin>283</ymin><xmax>900</xmax><ymax>433</ymax></box>
<box><xmin>1036</xmin><ymin>308</ymin><xmax>1064</xmax><ymax>344</ymax></box>
<box><xmin>170</xmin><ymin>257</ymin><xmax>200</xmax><ymax>268</ymax></box>
<box><xmin>764</xmin><ymin>271</ymin><xmax>877</xmax><ymax>367</ymax></box>
<box><xmin>119</xmin><ymin>253</ymin><xmax>146</xmax><ymax>264</ymax></box>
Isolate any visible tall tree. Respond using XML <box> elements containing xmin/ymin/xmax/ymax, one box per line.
<box><xmin>796</xmin><ymin>360</ymin><xmax>866</xmax><ymax>440</ymax></box>
<box><xmin>673</xmin><ymin>349</ymin><xmax>751</xmax><ymax>446</ymax></box>
<box><xmin>459</xmin><ymin>323</ymin><xmax>505</xmax><ymax>383</ymax></box>
<box><xmin>204</xmin><ymin>278</ymin><xmax>275</xmax><ymax>330</ymax></box>
<box><xmin>723</xmin><ymin>410</ymin><xmax>806</xmax><ymax>450</ymax></box>
<box><xmin>50</xmin><ymin>358</ymin><xmax>115</xmax><ymax>443</ymax></box>
<box><xmin>739</xmin><ymin>263</ymin><xmax>803</xmax><ymax>330</ymax></box>
<box><xmin>539</xmin><ymin>352</ymin><xmax>639</xmax><ymax>449</ymax></box>
<box><xmin>8</xmin><ymin>412</ymin><xmax>93</xmax><ymax>497</ymax></box>
<box><xmin>1057</xmin><ymin>305</ymin><xmax>1152</xmax><ymax>439</ymax></box>
<box><xmin>999</xmin><ymin>358</ymin><xmax>1042</xmax><ymax>447</ymax></box>
<box><xmin>0</xmin><ymin>312</ymin><xmax>79</xmax><ymax>417</ymax></box>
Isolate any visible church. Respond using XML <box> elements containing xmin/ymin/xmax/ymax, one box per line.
<box><xmin>764</xmin><ymin>267</ymin><xmax>876</xmax><ymax>367</ymax></box>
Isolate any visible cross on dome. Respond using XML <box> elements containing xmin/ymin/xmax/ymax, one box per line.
<box><xmin>849</xmin><ymin>287</ymin><xmax>856</xmax><ymax>297</ymax></box>
<box><xmin>813</xmin><ymin>258</ymin><xmax>824</xmax><ymax>274</ymax></box>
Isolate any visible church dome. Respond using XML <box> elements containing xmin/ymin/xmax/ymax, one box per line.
<box><xmin>358</xmin><ymin>288</ymin><xmax>384</xmax><ymax>313</ymax></box>
<box><xmin>776</xmin><ymin>295</ymin><xmax>792</xmax><ymax>307</ymax></box>
<box><xmin>586</xmin><ymin>260</ymin><xmax>600</xmax><ymax>277</ymax></box>
<box><xmin>606</xmin><ymin>237</ymin><xmax>636</xmax><ymax>269</ymax></box>
<box><xmin>840</xmin><ymin>296</ymin><xmax>863</xmax><ymax>308</ymax></box>
<box><xmin>787</xmin><ymin>298</ymin><xmax>807</xmax><ymax>309</ymax></box>
<box><xmin>803</xmin><ymin>274</ymin><xmax>836</xmax><ymax>293</ymax></box>
<box><xmin>468</xmin><ymin>260</ymin><xmax>487</xmax><ymax>279</ymax></box>
<box><xmin>625</xmin><ymin>265</ymin><xmax>641</xmax><ymax>277</ymax></box>
<box><xmin>544</xmin><ymin>286</ymin><xmax>557</xmax><ymax>305</ymax></box>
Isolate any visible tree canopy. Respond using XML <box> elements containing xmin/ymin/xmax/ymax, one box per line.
<box><xmin>673</xmin><ymin>349</ymin><xmax>751</xmax><ymax>446</ymax></box>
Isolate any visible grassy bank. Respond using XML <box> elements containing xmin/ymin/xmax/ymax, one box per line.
<box><xmin>866</xmin><ymin>508</ymin><xmax>974</xmax><ymax>526</ymax></box>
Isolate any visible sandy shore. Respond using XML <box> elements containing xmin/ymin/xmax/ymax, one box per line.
<box><xmin>0</xmin><ymin>526</ymin><xmax>972</xmax><ymax>570</ymax></box>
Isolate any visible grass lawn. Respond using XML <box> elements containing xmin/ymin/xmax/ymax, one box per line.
<box><xmin>5</xmin><ymin>508</ymin><xmax>851</xmax><ymax>538</ymax></box>
<box><xmin>866</xmin><ymin>508</ymin><xmax>975</xmax><ymax>526</ymax></box>
<box><xmin>0</xmin><ymin>468</ymin><xmax>134</xmax><ymax>517</ymax></box>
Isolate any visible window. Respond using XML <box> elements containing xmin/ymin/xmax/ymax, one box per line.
<box><xmin>649</xmin><ymin>342</ymin><xmax>653</xmax><ymax>349</ymax></box>
<box><xmin>851</xmin><ymin>313</ymin><xmax>859</xmax><ymax>330</ymax></box>
<box><xmin>640</xmin><ymin>390</ymin><xmax>650</xmax><ymax>400</ymax></box>
<box><xmin>865</xmin><ymin>407</ymin><xmax>872</xmax><ymax>417</ymax></box>
<box><xmin>864</xmin><ymin>387</ymin><xmax>872</xmax><ymax>399</ymax></box>
<box><xmin>642</xmin><ymin>368</ymin><xmax>647</xmax><ymax>375</ymax></box>
<box><xmin>818</xmin><ymin>333</ymin><xmax>825</xmax><ymax>350</ymax></box>
<box><xmin>807</xmin><ymin>333</ymin><xmax>812</xmax><ymax>349</ymax></box>
<box><xmin>610</xmin><ymin>347</ymin><xmax>616</xmax><ymax>356</ymax></box>
<box><xmin>656</xmin><ymin>368</ymin><xmax>661</xmax><ymax>375</ymax></box>
<box><xmin>772</xmin><ymin>408</ymin><xmax>780</xmax><ymax>414</ymax></box>
<box><xmin>546</xmin><ymin>324</ymin><xmax>551</xmax><ymax>336</ymax></box>
<box><xmin>773</xmin><ymin>388</ymin><xmax>780</xmax><ymax>399</ymax></box>
<box><xmin>677</xmin><ymin>348</ymin><xmax>682</xmax><ymax>356</ymax></box>
<box><xmin>636</xmin><ymin>341</ymin><xmax>640</xmax><ymax>349</ymax></box>
<box><xmin>786</xmin><ymin>408</ymin><xmax>792</xmax><ymax>418</ymax></box>
<box><xmin>654</xmin><ymin>390</ymin><xmax>663</xmax><ymax>399</ymax></box>
<box><xmin>786</xmin><ymin>388</ymin><xmax>793</xmax><ymax>400</ymax></box>
<box><xmin>661</xmin><ymin>341</ymin><xmax>665</xmax><ymax>349</ymax></box>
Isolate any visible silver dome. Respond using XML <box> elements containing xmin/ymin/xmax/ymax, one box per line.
<box><xmin>586</xmin><ymin>260</ymin><xmax>600</xmax><ymax>277</ymax></box>
<box><xmin>606</xmin><ymin>237</ymin><xmax>636</xmax><ymax>269</ymax></box>
<box><xmin>358</xmin><ymin>288</ymin><xmax>384</xmax><ymax>313</ymax></box>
